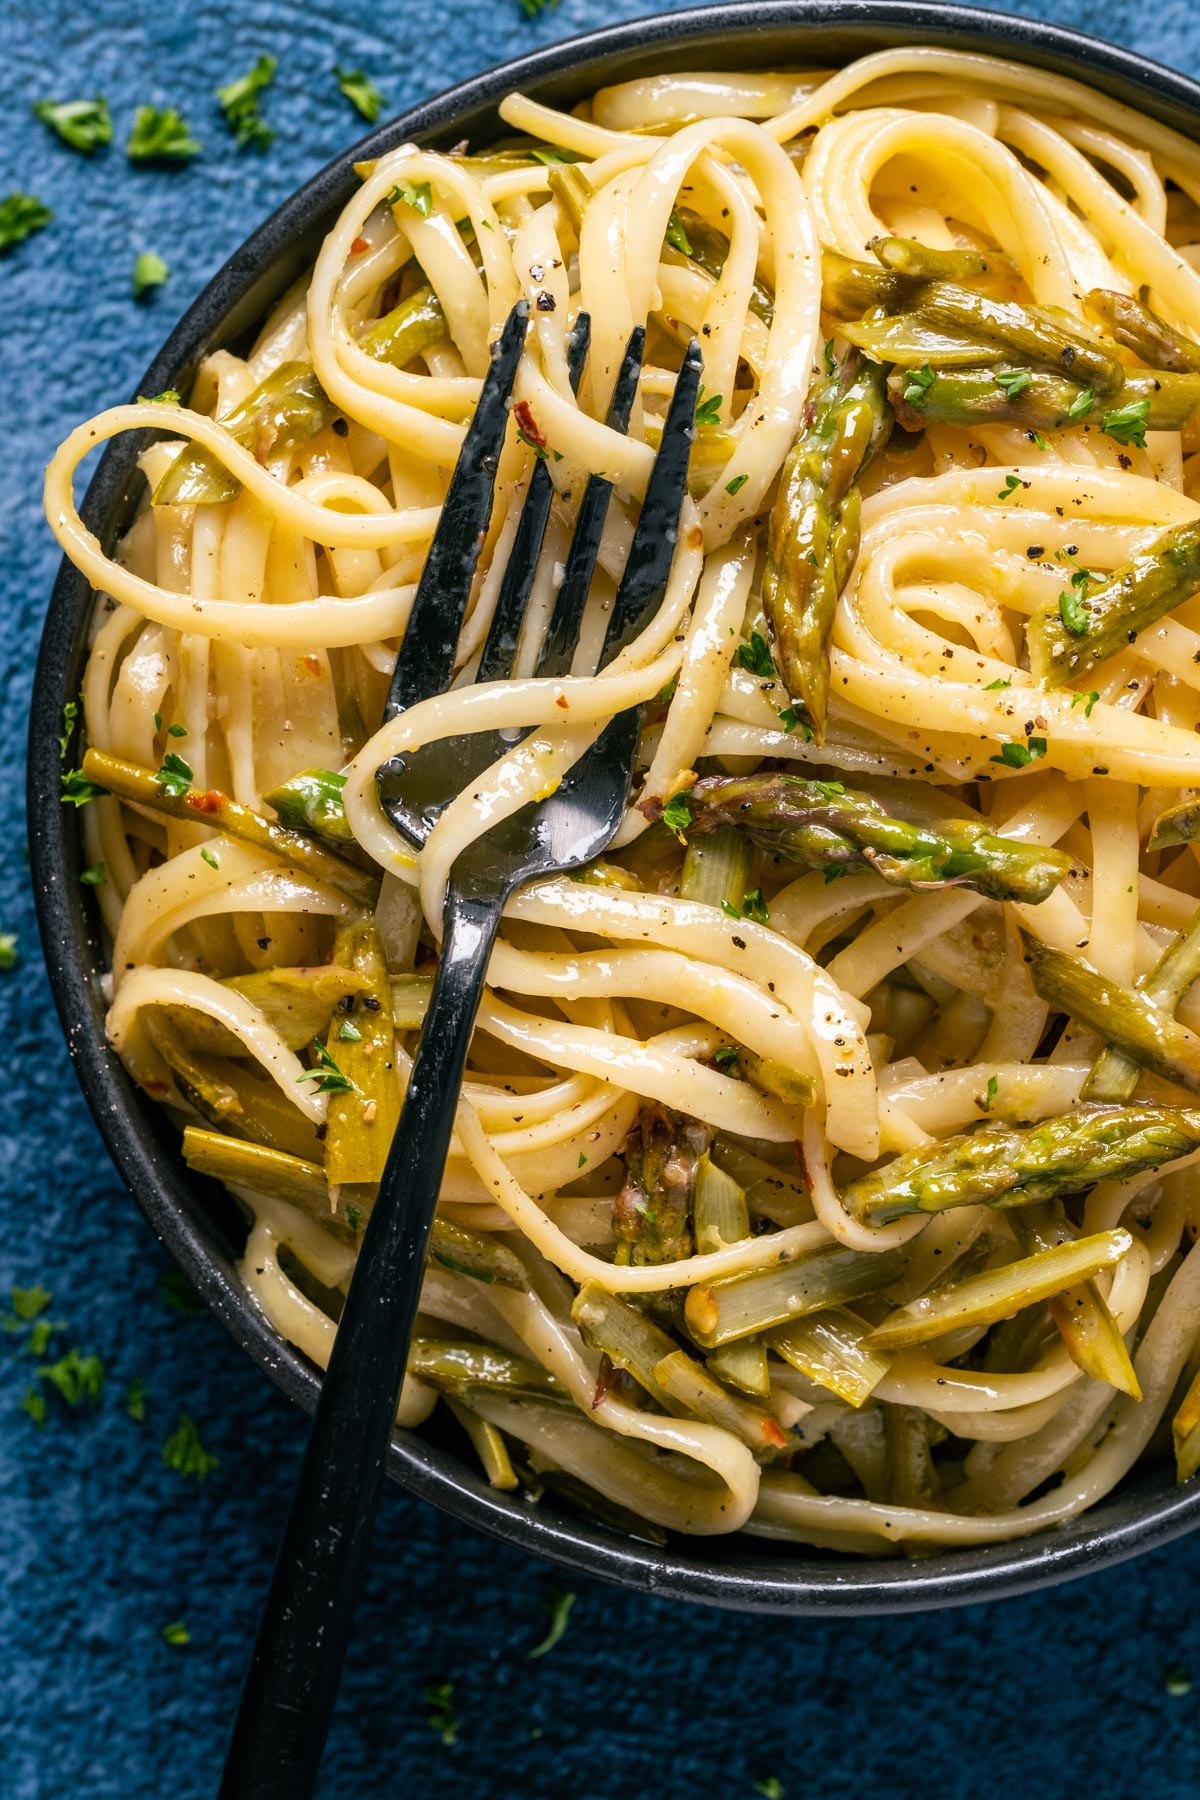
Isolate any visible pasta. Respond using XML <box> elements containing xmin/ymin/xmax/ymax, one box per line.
<box><xmin>46</xmin><ymin>46</ymin><xmax>1200</xmax><ymax>1556</ymax></box>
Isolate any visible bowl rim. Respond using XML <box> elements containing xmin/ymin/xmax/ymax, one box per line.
<box><xmin>28</xmin><ymin>0</ymin><xmax>1200</xmax><ymax>1615</ymax></box>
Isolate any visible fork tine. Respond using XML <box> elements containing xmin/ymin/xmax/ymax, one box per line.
<box><xmin>475</xmin><ymin>313</ymin><xmax>592</xmax><ymax>685</ymax></box>
<box><xmin>598</xmin><ymin>337</ymin><xmax>703</xmax><ymax>670</ymax></box>
<box><xmin>533</xmin><ymin>326</ymin><xmax>645</xmax><ymax>680</ymax></box>
<box><xmin>382</xmin><ymin>300</ymin><xmax>529</xmax><ymax>724</ymax></box>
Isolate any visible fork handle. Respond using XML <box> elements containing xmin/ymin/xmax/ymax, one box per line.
<box><xmin>218</xmin><ymin>885</ymin><xmax>502</xmax><ymax>1800</ymax></box>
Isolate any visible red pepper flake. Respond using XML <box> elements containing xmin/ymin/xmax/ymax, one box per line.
<box><xmin>592</xmin><ymin>1352</ymin><xmax>614</xmax><ymax>1410</ymax></box>
<box><xmin>350</xmin><ymin>235</ymin><xmax>370</xmax><ymax>255</ymax></box>
<box><xmin>555</xmin><ymin>694</ymin><xmax>569</xmax><ymax>709</ymax></box>
<box><xmin>512</xmin><ymin>399</ymin><xmax>546</xmax><ymax>448</ymax></box>
<box><xmin>299</xmin><ymin>653</ymin><xmax>323</xmax><ymax>676</ymax></box>
<box><xmin>761</xmin><ymin>1418</ymin><xmax>789</xmax><ymax>1451</ymax></box>
<box><xmin>186</xmin><ymin>789</ymin><xmax>226</xmax><ymax>815</ymax></box>
<box><xmin>144</xmin><ymin>1079</ymin><xmax>172</xmax><ymax>1097</ymax></box>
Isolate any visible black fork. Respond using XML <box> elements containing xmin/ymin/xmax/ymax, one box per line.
<box><xmin>219</xmin><ymin>301</ymin><xmax>701</xmax><ymax>1798</ymax></box>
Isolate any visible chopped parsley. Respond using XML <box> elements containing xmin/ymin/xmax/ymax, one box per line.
<box><xmin>216</xmin><ymin>56</ymin><xmax>276</xmax><ymax>150</ymax></box>
<box><xmin>9</xmin><ymin>1285</ymin><xmax>51</xmax><ymax>1323</ymax></box>
<box><xmin>335</xmin><ymin>65</ymin><xmax>384</xmax><ymax>124</ymax></box>
<box><xmin>33</xmin><ymin>96</ymin><xmax>112</xmax><ymax>154</ymax></box>
<box><xmin>984</xmin><ymin>677</ymin><xmax>1011</xmax><ymax>690</ymax></box>
<box><xmin>387</xmin><ymin>179</ymin><xmax>433</xmax><ymax>217</ymax></box>
<box><xmin>994</xmin><ymin>369</ymin><xmax>1032</xmax><ymax>398</ymax></box>
<box><xmin>664</xmin><ymin>212</ymin><xmax>692</xmax><ymax>256</ymax></box>
<box><xmin>154</xmin><ymin>751</ymin><xmax>193</xmax><ymax>797</ymax></box>
<box><xmin>59</xmin><ymin>698</ymin><xmax>78</xmax><ymax>759</ymax></box>
<box><xmin>777</xmin><ymin>705</ymin><xmax>813</xmax><ymax>741</ymax></box>
<box><xmin>1058</xmin><ymin>590</ymin><xmax>1090</xmax><ymax>636</ymax></box>
<box><xmin>990</xmin><ymin>737</ymin><xmax>1047</xmax><ymax>769</ymax></box>
<box><xmin>528</xmin><ymin>1588</ymin><xmax>576</xmax><ymax>1660</ymax></box>
<box><xmin>296</xmin><ymin>1039</ymin><xmax>356</xmax><ymax>1096</ymax></box>
<box><xmin>1102</xmin><ymin>397</ymin><xmax>1150</xmax><ymax>448</ymax></box>
<box><xmin>21</xmin><ymin>1390</ymin><xmax>47</xmax><ymax>1427</ymax></box>
<box><xmin>167</xmin><ymin>721</ymin><xmax>188</xmax><ymax>737</ymax></box>
<box><xmin>138</xmin><ymin>389</ymin><xmax>181</xmax><ymax>405</ymax></box>
<box><xmin>754</xmin><ymin>1782</ymin><xmax>785</xmax><ymax>1800</ymax></box>
<box><xmin>742</xmin><ymin>887</ymin><xmax>770</xmax><ymax>925</ymax></box>
<box><xmin>0</xmin><ymin>192</ymin><xmax>52</xmax><ymax>254</ymax></box>
<box><xmin>736</xmin><ymin>631</ymin><xmax>776</xmax><ymax>680</ymax></box>
<box><xmin>1066</xmin><ymin>386</ymin><xmax>1095</xmax><ymax>421</ymax></box>
<box><xmin>519</xmin><ymin>0</ymin><xmax>561</xmax><ymax>17</ymax></box>
<box><xmin>0</xmin><ymin>933</ymin><xmax>16</xmax><ymax>971</ymax></box>
<box><xmin>38</xmin><ymin>1347</ymin><xmax>104</xmax><ymax>1408</ymax></box>
<box><xmin>162</xmin><ymin>1620</ymin><xmax>191</xmax><ymax>1647</ymax></box>
<box><xmin>996</xmin><ymin>474</ymin><xmax>1023</xmax><ymax>500</ymax></box>
<box><xmin>79</xmin><ymin>863</ymin><xmax>107</xmax><ymax>886</ymax></box>
<box><xmin>1070</xmin><ymin>690</ymin><xmax>1100</xmax><ymax>717</ymax></box>
<box><xmin>824</xmin><ymin>338</ymin><xmax>837</xmax><ymax>376</ymax></box>
<box><xmin>159</xmin><ymin>1268</ymin><xmax>206</xmax><ymax>1317</ymax></box>
<box><xmin>721</xmin><ymin>900</ymin><xmax>740</xmax><ymax>920</ymax></box>
<box><xmin>61</xmin><ymin>768</ymin><xmax>107</xmax><ymax>806</ymax></box>
<box><xmin>162</xmin><ymin>1412</ymin><xmax>218</xmax><ymax>1479</ymax></box>
<box><xmin>126</xmin><ymin>105</ymin><xmax>201</xmax><ymax>163</ymax></box>
<box><xmin>902</xmin><ymin>364</ymin><xmax>935</xmax><ymax>409</ymax></box>
<box><xmin>694</xmin><ymin>387</ymin><xmax>723</xmax><ymax>428</ymax></box>
<box><xmin>425</xmin><ymin>1680</ymin><xmax>460</xmax><ymax>1745</ymax></box>
<box><xmin>725</xmin><ymin>473</ymin><xmax>749</xmax><ymax>496</ymax></box>
<box><xmin>133</xmin><ymin>250</ymin><xmax>169</xmax><ymax>299</ymax></box>
<box><xmin>336</xmin><ymin>1019</ymin><xmax>362</xmax><ymax>1042</ymax></box>
<box><xmin>1029</xmin><ymin>430</ymin><xmax>1050</xmax><ymax>451</ymax></box>
<box><xmin>125</xmin><ymin>1378</ymin><xmax>148</xmax><ymax>1423</ymax></box>
<box><xmin>200</xmin><ymin>847</ymin><xmax>220</xmax><ymax>870</ymax></box>
<box><xmin>660</xmin><ymin>793</ymin><xmax>693</xmax><ymax>836</ymax></box>
<box><xmin>713</xmin><ymin>1044</ymin><xmax>739</xmax><ymax>1071</ymax></box>
<box><xmin>981</xmin><ymin>1074</ymin><xmax>999</xmax><ymax>1112</ymax></box>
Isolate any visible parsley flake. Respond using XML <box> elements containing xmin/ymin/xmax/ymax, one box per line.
<box><xmin>79</xmin><ymin>862</ymin><xmax>107</xmax><ymax>887</ymax></box>
<box><xmin>990</xmin><ymin>740</ymin><xmax>1046</xmax><ymax>769</ymax></box>
<box><xmin>660</xmin><ymin>793</ymin><xmax>692</xmax><ymax>836</ymax></box>
<box><xmin>995</xmin><ymin>369</ymin><xmax>1032</xmax><ymax>398</ymax></box>
<box><xmin>1058</xmin><ymin>590</ymin><xmax>1090</xmax><ymax>636</ymax></box>
<box><xmin>58</xmin><ymin>699</ymin><xmax>78</xmax><ymax>760</ymax></box>
<box><xmin>0</xmin><ymin>193</ymin><xmax>52</xmax><ymax>254</ymax></box>
<box><xmin>776</xmin><ymin>705</ymin><xmax>813</xmax><ymax>740</ymax></box>
<box><xmin>162</xmin><ymin>1620</ymin><xmax>191</xmax><ymax>1647</ymax></box>
<box><xmin>38</xmin><ymin>1347</ymin><xmax>104</xmax><ymax>1408</ymax></box>
<box><xmin>61</xmin><ymin>768</ymin><xmax>107</xmax><ymax>807</ymax></box>
<box><xmin>1165</xmin><ymin>1665</ymin><xmax>1193</xmax><ymax>1697</ymax></box>
<box><xmin>725</xmin><ymin>473</ymin><xmax>749</xmax><ymax>496</ymax></box>
<box><xmin>997</xmin><ymin>474</ymin><xmax>1023</xmax><ymax>500</ymax></box>
<box><xmin>1102</xmin><ymin>398</ymin><xmax>1150</xmax><ymax>448</ymax></box>
<box><xmin>741</xmin><ymin>888</ymin><xmax>769</xmax><ymax>924</ymax></box>
<box><xmin>296</xmin><ymin>1039</ymin><xmax>356</xmax><ymax>1095</ymax></box>
<box><xmin>387</xmin><ymin>179</ymin><xmax>433</xmax><ymax>217</ymax></box>
<box><xmin>162</xmin><ymin>1412</ymin><xmax>218</xmax><ymax>1479</ymax></box>
<box><xmin>0</xmin><ymin>933</ymin><xmax>16</xmax><ymax>971</ymax></box>
<box><xmin>984</xmin><ymin>677</ymin><xmax>1011</xmax><ymax>690</ymax></box>
<box><xmin>981</xmin><ymin>1074</ymin><xmax>999</xmax><ymax>1112</ymax></box>
<box><xmin>425</xmin><ymin>1681</ymin><xmax>459</xmax><ymax>1745</ymax></box>
<box><xmin>755</xmin><ymin>1782</ymin><xmax>785</xmax><ymax>1800</ymax></box>
<box><xmin>903</xmin><ymin>364</ymin><xmax>935</xmax><ymax>409</ymax></box>
<box><xmin>720</xmin><ymin>900</ymin><xmax>740</xmax><ymax>920</ymax></box>
<box><xmin>200</xmin><ymin>847</ymin><xmax>220</xmax><ymax>870</ymax></box>
<box><xmin>154</xmin><ymin>752</ymin><xmax>193</xmax><ymax>798</ymax></box>
<box><xmin>335</xmin><ymin>65</ymin><xmax>384</xmax><ymax>124</ymax></box>
<box><xmin>694</xmin><ymin>387</ymin><xmax>722</xmax><ymax>428</ymax></box>
<box><xmin>736</xmin><ymin>631</ymin><xmax>776</xmax><ymax>680</ymax></box>
<box><xmin>21</xmin><ymin>1390</ymin><xmax>47</xmax><ymax>1427</ymax></box>
<box><xmin>336</xmin><ymin>1019</ymin><xmax>362</xmax><ymax>1042</ymax></box>
<box><xmin>133</xmin><ymin>250</ymin><xmax>169</xmax><ymax>300</ymax></box>
<box><xmin>528</xmin><ymin>1588</ymin><xmax>576</xmax><ymax>1660</ymax></box>
<box><xmin>713</xmin><ymin>1044</ymin><xmax>739</xmax><ymax>1071</ymax></box>
<box><xmin>577</xmin><ymin>1152</ymin><xmax>587</xmax><ymax>1168</ymax></box>
<box><xmin>216</xmin><ymin>56</ymin><xmax>276</xmax><ymax>151</ymax></box>
<box><xmin>1066</xmin><ymin>386</ymin><xmax>1095</xmax><ymax>421</ymax></box>
<box><xmin>126</xmin><ymin>105</ymin><xmax>200</xmax><ymax>164</ymax></box>
<box><xmin>33</xmin><ymin>96</ymin><xmax>112</xmax><ymax>154</ymax></box>
<box><xmin>10</xmin><ymin>1285</ymin><xmax>51</xmax><ymax>1322</ymax></box>
<box><xmin>137</xmin><ymin>390</ymin><xmax>181</xmax><ymax>405</ymax></box>
<box><xmin>1029</xmin><ymin>430</ymin><xmax>1050</xmax><ymax>451</ymax></box>
<box><xmin>1070</xmin><ymin>690</ymin><xmax>1100</xmax><ymax>717</ymax></box>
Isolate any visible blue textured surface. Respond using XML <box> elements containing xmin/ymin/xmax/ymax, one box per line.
<box><xmin>6</xmin><ymin>3</ymin><xmax>1200</xmax><ymax>1795</ymax></box>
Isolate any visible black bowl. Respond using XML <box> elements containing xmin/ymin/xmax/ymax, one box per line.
<box><xmin>29</xmin><ymin>0</ymin><xmax>1200</xmax><ymax>1614</ymax></box>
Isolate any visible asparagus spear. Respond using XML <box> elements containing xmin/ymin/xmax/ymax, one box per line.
<box><xmin>843</xmin><ymin>1104</ymin><xmax>1200</xmax><ymax>1227</ymax></box>
<box><xmin>683</xmin><ymin>1241</ymin><xmax>913</xmax><ymax>1348</ymax></box>
<box><xmin>760</xmin><ymin>355</ymin><xmax>892</xmax><ymax>741</ymax></box>
<box><xmin>869</xmin><ymin>235</ymin><xmax>1014</xmax><ymax>284</ymax></box>
<box><xmin>323</xmin><ymin>919</ymin><xmax>400</xmax><ymax>1187</ymax></box>
<box><xmin>148</xmin><ymin>1022</ymin><xmax>324</xmax><ymax>1158</ymax></box>
<box><xmin>1022</xmin><ymin>930</ymin><xmax>1200</xmax><ymax>1094</ymax></box>
<box><xmin>263</xmin><ymin>768</ymin><xmax>356</xmax><ymax>849</ymax></box>
<box><xmin>1026</xmin><ymin>520</ymin><xmax>1200</xmax><ymax>687</ymax></box>
<box><xmin>821</xmin><ymin>239</ymin><xmax>1002</xmax><ymax>320</ymax></box>
<box><xmin>1086</xmin><ymin>905</ymin><xmax>1200</xmax><ymax>1102</ymax></box>
<box><xmin>694</xmin><ymin>1156</ymin><xmax>771</xmax><ymax>1397</ymax></box>
<box><xmin>613</xmin><ymin>1103</ymin><xmax>712</xmax><ymax>1265</ymax></box>
<box><xmin>864</xmin><ymin>1228</ymin><xmax>1132</xmax><ymax>1350</ymax></box>
<box><xmin>1008</xmin><ymin>1199</ymin><xmax>1141</xmax><ymax>1397</ymax></box>
<box><xmin>654</xmin><ymin>773</ymin><xmax>1070</xmax><ymax>903</ymax></box>
<box><xmin>769</xmin><ymin>1306</ymin><xmax>891</xmax><ymax>1407</ymax></box>
<box><xmin>1086</xmin><ymin>288</ymin><xmax>1200</xmax><ymax>374</ymax></box>
<box><xmin>80</xmin><ymin>747</ymin><xmax>379</xmax><ymax>908</ymax></box>
<box><xmin>153</xmin><ymin>282</ymin><xmax>446</xmax><ymax>507</ymax></box>
<box><xmin>661</xmin><ymin>206</ymin><xmax>774</xmax><ymax>324</ymax></box>
<box><xmin>841</xmin><ymin>311</ymin><xmax>1001</xmax><ymax>368</ymax></box>
<box><xmin>443</xmin><ymin>1397</ymin><xmax>518</xmax><ymax>1490</ymax></box>
<box><xmin>892</xmin><ymin>365</ymin><xmax>1200</xmax><ymax>434</ymax></box>
<box><xmin>912</xmin><ymin>283</ymin><xmax>1123</xmax><ymax>394</ymax></box>
<box><xmin>407</xmin><ymin>1338</ymin><xmax>559</xmax><ymax>1397</ymax></box>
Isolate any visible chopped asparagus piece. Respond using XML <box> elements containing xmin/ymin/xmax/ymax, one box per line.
<box><xmin>146</xmin><ymin>1017</ymin><xmax>323</xmax><ymax>1159</ymax></box>
<box><xmin>426</xmin><ymin>1217</ymin><xmax>529</xmax><ymax>1289</ymax></box>
<box><xmin>1023</xmin><ymin>930</ymin><xmax>1200</xmax><ymax>1095</ymax></box>
<box><xmin>769</xmin><ymin>1307</ymin><xmax>892</xmax><ymax>1407</ymax></box>
<box><xmin>651</xmin><ymin>1349</ymin><xmax>789</xmax><ymax>1454</ymax></box>
<box><xmin>912</xmin><ymin>283</ymin><xmax>1123</xmax><ymax>394</ymax></box>
<box><xmin>1086</xmin><ymin>288</ymin><xmax>1200</xmax><ymax>374</ymax></box>
<box><xmin>613</xmin><ymin>1104</ymin><xmax>712</xmax><ymax>1265</ymax></box>
<box><xmin>389</xmin><ymin>973</ymin><xmax>434</xmax><ymax>1031</ymax></box>
<box><xmin>864</xmin><ymin>1228</ymin><xmax>1132</xmax><ymax>1349</ymax></box>
<box><xmin>444</xmin><ymin>1396</ymin><xmax>519</xmax><ymax>1489</ymax></box>
<box><xmin>1027</xmin><ymin>520</ymin><xmax>1200</xmax><ymax>687</ymax></box>
<box><xmin>821</xmin><ymin>241</ymin><xmax>1001</xmax><ymax>319</ymax></box>
<box><xmin>684</xmin><ymin>1241</ymin><xmax>913</xmax><ymax>1348</ymax></box>
<box><xmin>323</xmin><ymin>920</ymin><xmax>400</xmax><ymax>1187</ymax></box>
<box><xmin>893</xmin><ymin>365</ymin><xmax>1200</xmax><ymax>434</ymax></box>
<box><xmin>79</xmin><ymin>748</ymin><xmax>379</xmax><ymax>908</ymax></box>
<box><xmin>264</xmin><ymin>769</ymin><xmax>356</xmax><ymax>849</ymax></box>
<box><xmin>761</xmin><ymin>354</ymin><xmax>892</xmax><ymax>740</ymax></box>
<box><xmin>869</xmin><ymin>235</ymin><xmax>1012</xmax><ymax>284</ymax></box>
<box><xmin>694</xmin><ymin>1156</ymin><xmax>770</xmax><ymax>1396</ymax></box>
<box><xmin>1008</xmin><ymin>1200</ymin><xmax>1141</xmax><ymax>1397</ymax></box>
<box><xmin>182</xmin><ymin>1125</ymin><xmax>329</xmax><ymax>1209</ymax></box>
<box><xmin>409</xmin><ymin>1338</ymin><xmax>556</xmax><ymax>1396</ymax></box>
<box><xmin>1147</xmin><ymin>799</ymin><xmax>1200</xmax><ymax>851</ymax></box>
<box><xmin>656</xmin><ymin>773</ymin><xmax>1069</xmax><ymax>903</ymax></box>
<box><xmin>742</xmin><ymin>1055</ymin><xmax>817</xmax><ymax>1108</ymax></box>
<box><xmin>679</xmin><ymin>824</ymin><xmax>751</xmax><ymax>913</ymax></box>
<box><xmin>1086</xmin><ymin>904</ymin><xmax>1200</xmax><ymax>1102</ymax></box>
<box><xmin>844</xmin><ymin>1104</ymin><xmax>1200</xmax><ymax>1226</ymax></box>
